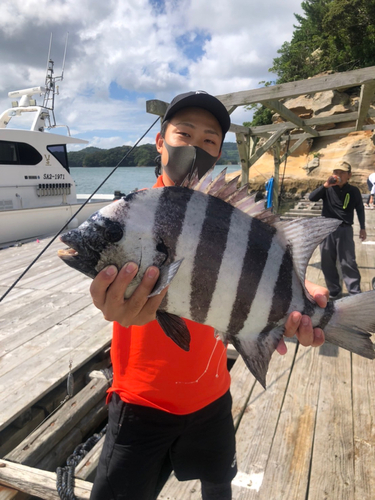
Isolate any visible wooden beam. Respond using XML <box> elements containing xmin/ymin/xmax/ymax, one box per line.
<box><xmin>235</xmin><ymin>132</ymin><xmax>250</xmax><ymax>186</ymax></box>
<box><xmin>216</xmin><ymin>66</ymin><xmax>375</xmax><ymax>107</ymax></box>
<box><xmin>244</xmin><ymin>110</ymin><xmax>359</xmax><ymax>136</ymax></box>
<box><xmin>356</xmin><ymin>81</ymin><xmax>375</xmax><ymax>130</ymax></box>
<box><xmin>75</xmin><ymin>437</ymin><xmax>105</xmax><ymax>482</ymax></box>
<box><xmin>231</xmin><ymin>107</ymin><xmax>375</xmax><ymax>137</ymax></box>
<box><xmin>0</xmin><ymin>459</ymin><xmax>92</xmax><ymax>500</ymax></box>
<box><xmin>146</xmin><ymin>99</ymin><xmax>168</xmax><ymax>117</ymax></box>
<box><xmin>227</xmin><ymin>105</ymin><xmax>237</xmax><ymax>115</ymax></box>
<box><xmin>282</xmin><ymin>123</ymin><xmax>375</xmax><ymax>142</ymax></box>
<box><xmin>6</xmin><ymin>377</ymin><xmax>110</xmax><ymax>466</ymax></box>
<box><xmin>272</xmin><ymin>141</ymin><xmax>281</xmax><ymax>212</ymax></box>
<box><xmin>262</xmin><ymin>100</ymin><xmax>319</xmax><ymax>137</ymax></box>
<box><xmin>249</xmin><ymin>128</ymin><xmax>286</xmax><ymax>167</ymax></box>
<box><xmin>280</xmin><ymin>135</ymin><xmax>310</xmax><ymax>163</ymax></box>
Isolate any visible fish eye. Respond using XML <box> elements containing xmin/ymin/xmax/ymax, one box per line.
<box><xmin>104</xmin><ymin>221</ymin><xmax>123</xmax><ymax>243</ymax></box>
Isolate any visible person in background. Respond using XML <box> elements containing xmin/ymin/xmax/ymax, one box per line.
<box><xmin>365</xmin><ymin>171</ymin><xmax>375</xmax><ymax>209</ymax></box>
<box><xmin>309</xmin><ymin>161</ymin><xmax>366</xmax><ymax>299</ymax></box>
<box><xmin>89</xmin><ymin>91</ymin><xmax>329</xmax><ymax>500</ymax></box>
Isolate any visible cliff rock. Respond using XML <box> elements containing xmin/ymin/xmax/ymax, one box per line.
<box><xmin>246</xmin><ymin>87</ymin><xmax>375</xmax><ymax>197</ymax></box>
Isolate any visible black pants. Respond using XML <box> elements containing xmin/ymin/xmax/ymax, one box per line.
<box><xmin>90</xmin><ymin>391</ymin><xmax>237</xmax><ymax>500</ymax></box>
<box><xmin>320</xmin><ymin>225</ymin><xmax>361</xmax><ymax>296</ymax></box>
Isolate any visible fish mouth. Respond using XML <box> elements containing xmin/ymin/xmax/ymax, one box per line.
<box><xmin>58</xmin><ymin>234</ymin><xmax>100</xmax><ymax>279</ymax></box>
<box><xmin>57</xmin><ymin>247</ymin><xmax>79</xmax><ymax>260</ymax></box>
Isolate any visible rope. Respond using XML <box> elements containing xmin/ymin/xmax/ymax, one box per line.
<box><xmin>56</xmin><ymin>424</ymin><xmax>108</xmax><ymax>500</ymax></box>
<box><xmin>56</xmin><ymin>368</ymin><xmax>112</xmax><ymax>499</ymax></box>
<box><xmin>0</xmin><ymin>116</ymin><xmax>160</xmax><ymax>303</ymax></box>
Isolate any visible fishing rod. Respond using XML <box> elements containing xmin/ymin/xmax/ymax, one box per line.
<box><xmin>0</xmin><ymin>115</ymin><xmax>161</xmax><ymax>303</ymax></box>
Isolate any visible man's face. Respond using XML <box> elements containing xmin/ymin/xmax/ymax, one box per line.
<box><xmin>156</xmin><ymin>107</ymin><xmax>223</xmax><ymax>185</ymax></box>
<box><xmin>333</xmin><ymin>169</ymin><xmax>351</xmax><ymax>187</ymax></box>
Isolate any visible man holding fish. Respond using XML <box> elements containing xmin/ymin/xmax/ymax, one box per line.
<box><xmin>86</xmin><ymin>91</ymin><xmax>330</xmax><ymax>500</ymax></box>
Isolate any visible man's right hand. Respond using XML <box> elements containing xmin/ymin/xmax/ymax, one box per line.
<box><xmin>324</xmin><ymin>175</ymin><xmax>339</xmax><ymax>188</ymax></box>
<box><xmin>90</xmin><ymin>262</ymin><xmax>168</xmax><ymax>327</ymax></box>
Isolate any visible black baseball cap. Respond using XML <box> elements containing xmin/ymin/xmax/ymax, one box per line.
<box><xmin>162</xmin><ymin>91</ymin><xmax>231</xmax><ymax>137</ymax></box>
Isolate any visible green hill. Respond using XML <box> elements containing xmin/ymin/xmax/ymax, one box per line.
<box><xmin>68</xmin><ymin>142</ymin><xmax>240</xmax><ymax>168</ymax></box>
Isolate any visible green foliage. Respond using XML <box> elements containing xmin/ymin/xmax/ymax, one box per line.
<box><xmin>270</xmin><ymin>0</ymin><xmax>375</xmax><ymax>84</ymax></box>
<box><xmin>67</xmin><ymin>143</ymin><xmax>240</xmax><ymax>168</ymax></box>
<box><xmin>244</xmin><ymin>105</ymin><xmax>274</xmax><ymax>127</ymax></box>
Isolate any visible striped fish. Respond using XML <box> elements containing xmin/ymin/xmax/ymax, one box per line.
<box><xmin>58</xmin><ymin>168</ymin><xmax>375</xmax><ymax>388</ymax></box>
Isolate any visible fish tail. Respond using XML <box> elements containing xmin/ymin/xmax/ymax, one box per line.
<box><xmin>321</xmin><ymin>291</ymin><xmax>375</xmax><ymax>359</ymax></box>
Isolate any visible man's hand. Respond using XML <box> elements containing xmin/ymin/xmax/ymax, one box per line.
<box><xmin>359</xmin><ymin>229</ymin><xmax>366</xmax><ymax>241</ymax></box>
<box><xmin>90</xmin><ymin>262</ymin><xmax>168</xmax><ymax>327</ymax></box>
<box><xmin>276</xmin><ymin>280</ymin><xmax>329</xmax><ymax>355</ymax></box>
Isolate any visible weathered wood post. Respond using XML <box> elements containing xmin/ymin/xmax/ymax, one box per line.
<box><xmin>272</xmin><ymin>140</ymin><xmax>281</xmax><ymax>213</ymax></box>
<box><xmin>235</xmin><ymin>132</ymin><xmax>250</xmax><ymax>187</ymax></box>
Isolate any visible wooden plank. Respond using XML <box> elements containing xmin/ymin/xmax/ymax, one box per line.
<box><xmin>284</xmin><ymin>123</ymin><xmax>375</xmax><ymax>142</ymax></box>
<box><xmin>216</xmin><ymin>66</ymin><xmax>375</xmax><ymax>107</ymax></box>
<box><xmin>36</xmin><ymin>400</ymin><xmax>108</xmax><ymax>472</ymax></box>
<box><xmin>263</xmin><ymin>100</ymin><xmax>319</xmax><ymax>137</ymax></box>
<box><xmin>230</xmin><ymin>344</ymin><xmax>297</xmax><ymax>499</ymax></box>
<box><xmin>280</xmin><ymin>135</ymin><xmax>309</xmax><ymax>163</ymax></box>
<box><xmin>356</xmin><ymin>81</ymin><xmax>375</xmax><ymax>130</ymax></box>
<box><xmin>272</xmin><ymin>141</ymin><xmax>281</xmax><ymax>212</ymax></box>
<box><xmin>308</xmin><ymin>344</ymin><xmax>354</xmax><ymax>500</ymax></box>
<box><xmin>75</xmin><ymin>436</ymin><xmax>105</xmax><ymax>481</ymax></box>
<box><xmin>249</xmin><ymin>128</ymin><xmax>286</xmax><ymax>167</ymax></box>
<box><xmin>6</xmin><ymin>377</ymin><xmax>109</xmax><ymax>466</ymax></box>
<box><xmin>0</xmin><ymin>323</ymin><xmax>112</xmax><ymax>431</ymax></box>
<box><xmin>0</xmin><ymin>293</ymin><xmax>92</xmax><ymax>348</ymax></box>
<box><xmin>0</xmin><ymin>305</ymin><xmax>99</xmax><ymax>379</ymax></box>
<box><xmin>352</xmin><ymin>355</ymin><xmax>375</xmax><ymax>500</ymax></box>
<box><xmin>235</xmin><ymin>132</ymin><xmax>250</xmax><ymax>186</ymax></box>
<box><xmin>0</xmin><ymin>459</ymin><xmax>92</xmax><ymax>500</ymax></box>
<box><xmin>251</xmin><ymin>345</ymin><xmax>322</xmax><ymax>499</ymax></box>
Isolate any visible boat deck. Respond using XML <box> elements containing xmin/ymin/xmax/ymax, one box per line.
<box><xmin>0</xmin><ymin>209</ymin><xmax>374</xmax><ymax>499</ymax></box>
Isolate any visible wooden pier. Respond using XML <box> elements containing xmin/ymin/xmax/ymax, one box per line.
<box><xmin>0</xmin><ymin>209</ymin><xmax>374</xmax><ymax>499</ymax></box>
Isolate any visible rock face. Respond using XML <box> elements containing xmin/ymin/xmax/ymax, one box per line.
<box><xmin>246</xmin><ymin>87</ymin><xmax>375</xmax><ymax>198</ymax></box>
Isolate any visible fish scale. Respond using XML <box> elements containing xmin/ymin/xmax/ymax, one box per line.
<box><xmin>58</xmin><ymin>167</ymin><xmax>375</xmax><ymax>388</ymax></box>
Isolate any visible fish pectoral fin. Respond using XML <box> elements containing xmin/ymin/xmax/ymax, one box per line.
<box><xmin>148</xmin><ymin>259</ymin><xmax>184</xmax><ymax>297</ymax></box>
<box><xmin>156</xmin><ymin>311</ymin><xmax>191</xmax><ymax>351</ymax></box>
<box><xmin>231</xmin><ymin>327</ymin><xmax>283</xmax><ymax>389</ymax></box>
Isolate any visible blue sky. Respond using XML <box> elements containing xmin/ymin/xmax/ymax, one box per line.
<box><xmin>0</xmin><ymin>0</ymin><xmax>304</xmax><ymax>150</ymax></box>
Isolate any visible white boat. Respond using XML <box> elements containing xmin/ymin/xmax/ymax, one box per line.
<box><xmin>0</xmin><ymin>52</ymin><xmax>112</xmax><ymax>248</ymax></box>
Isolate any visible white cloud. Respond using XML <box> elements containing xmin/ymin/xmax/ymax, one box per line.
<box><xmin>0</xmin><ymin>0</ymin><xmax>304</xmax><ymax>148</ymax></box>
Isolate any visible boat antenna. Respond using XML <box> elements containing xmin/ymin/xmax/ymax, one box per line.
<box><xmin>43</xmin><ymin>33</ymin><xmax>68</xmax><ymax>128</ymax></box>
<box><xmin>0</xmin><ymin>115</ymin><xmax>161</xmax><ymax>303</ymax></box>
<box><xmin>46</xmin><ymin>33</ymin><xmax>53</xmax><ymax>76</ymax></box>
<box><xmin>61</xmin><ymin>33</ymin><xmax>68</xmax><ymax>80</ymax></box>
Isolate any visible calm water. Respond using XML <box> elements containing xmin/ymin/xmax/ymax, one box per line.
<box><xmin>70</xmin><ymin>165</ymin><xmax>242</xmax><ymax>195</ymax></box>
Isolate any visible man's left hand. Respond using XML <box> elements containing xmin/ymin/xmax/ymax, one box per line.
<box><xmin>359</xmin><ymin>229</ymin><xmax>366</xmax><ymax>241</ymax></box>
<box><xmin>277</xmin><ymin>280</ymin><xmax>328</xmax><ymax>355</ymax></box>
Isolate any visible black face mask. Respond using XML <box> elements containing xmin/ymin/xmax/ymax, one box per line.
<box><xmin>162</xmin><ymin>140</ymin><xmax>220</xmax><ymax>185</ymax></box>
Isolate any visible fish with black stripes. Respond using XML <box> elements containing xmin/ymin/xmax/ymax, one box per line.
<box><xmin>58</xmin><ymin>168</ymin><xmax>375</xmax><ymax>388</ymax></box>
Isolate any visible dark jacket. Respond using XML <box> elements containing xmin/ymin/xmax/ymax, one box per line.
<box><xmin>309</xmin><ymin>183</ymin><xmax>365</xmax><ymax>229</ymax></box>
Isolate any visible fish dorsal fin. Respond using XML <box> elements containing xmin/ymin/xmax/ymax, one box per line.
<box><xmin>275</xmin><ymin>217</ymin><xmax>341</xmax><ymax>301</ymax></box>
<box><xmin>183</xmin><ymin>166</ymin><xmax>278</xmax><ymax>223</ymax></box>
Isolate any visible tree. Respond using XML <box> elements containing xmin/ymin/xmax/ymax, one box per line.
<box><xmin>269</xmin><ymin>0</ymin><xmax>375</xmax><ymax>84</ymax></box>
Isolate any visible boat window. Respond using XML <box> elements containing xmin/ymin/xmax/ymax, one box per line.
<box><xmin>0</xmin><ymin>141</ymin><xmax>17</xmax><ymax>163</ymax></box>
<box><xmin>47</xmin><ymin>144</ymin><xmax>70</xmax><ymax>173</ymax></box>
<box><xmin>0</xmin><ymin>140</ymin><xmax>43</xmax><ymax>165</ymax></box>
